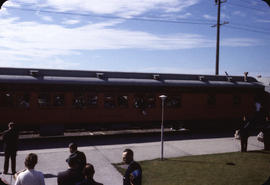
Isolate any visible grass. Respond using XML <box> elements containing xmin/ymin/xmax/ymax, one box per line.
<box><xmin>115</xmin><ymin>151</ymin><xmax>270</xmax><ymax>185</ymax></box>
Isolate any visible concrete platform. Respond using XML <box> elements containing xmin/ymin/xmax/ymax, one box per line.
<box><xmin>0</xmin><ymin>132</ymin><xmax>264</xmax><ymax>185</ymax></box>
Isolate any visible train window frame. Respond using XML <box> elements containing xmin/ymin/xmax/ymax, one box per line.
<box><xmin>104</xmin><ymin>94</ymin><xmax>116</xmax><ymax>109</ymax></box>
<box><xmin>134</xmin><ymin>94</ymin><xmax>156</xmax><ymax>109</ymax></box>
<box><xmin>165</xmin><ymin>95</ymin><xmax>182</xmax><ymax>108</ymax></box>
<box><xmin>145</xmin><ymin>94</ymin><xmax>156</xmax><ymax>108</ymax></box>
<box><xmin>73</xmin><ymin>93</ymin><xmax>86</xmax><ymax>109</ymax></box>
<box><xmin>86</xmin><ymin>94</ymin><xmax>98</xmax><ymax>108</ymax></box>
<box><xmin>207</xmin><ymin>94</ymin><xmax>216</xmax><ymax>107</ymax></box>
<box><xmin>117</xmin><ymin>95</ymin><xmax>129</xmax><ymax>108</ymax></box>
<box><xmin>16</xmin><ymin>93</ymin><xmax>30</xmax><ymax>109</ymax></box>
<box><xmin>134</xmin><ymin>95</ymin><xmax>146</xmax><ymax>110</ymax></box>
<box><xmin>38</xmin><ymin>93</ymin><xmax>51</xmax><ymax>108</ymax></box>
<box><xmin>0</xmin><ymin>92</ymin><xmax>14</xmax><ymax>108</ymax></box>
<box><xmin>53</xmin><ymin>93</ymin><xmax>65</xmax><ymax>107</ymax></box>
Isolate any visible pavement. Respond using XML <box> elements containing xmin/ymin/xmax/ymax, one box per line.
<box><xmin>0</xmin><ymin>130</ymin><xmax>265</xmax><ymax>185</ymax></box>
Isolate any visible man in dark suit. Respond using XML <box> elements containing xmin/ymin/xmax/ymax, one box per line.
<box><xmin>2</xmin><ymin>122</ymin><xmax>19</xmax><ymax>174</ymax></box>
<box><xmin>239</xmin><ymin>116</ymin><xmax>251</xmax><ymax>152</ymax></box>
<box><xmin>68</xmin><ymin>143</ymin><xmax>87</xmax><ymax>172</ymax></box>
<box><xmin>76</xmin><ymin>163</ymin><xmax>103</xmax><ymax>185</ymax></box>
<box><xmin>122</xmin><ymin>149</ymin><xmax>142</xmax><ymax>185</ymax></box>
<box><xmin>57</xmin><ymin>153</ymin><xmax>84</xmax><ymax>185</ymax></box>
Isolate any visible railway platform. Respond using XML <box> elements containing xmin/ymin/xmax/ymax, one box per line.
<box><xmin>0</xmin><ymin>130</ymin><xmax>265</xmax><ymax>185</ymax></box>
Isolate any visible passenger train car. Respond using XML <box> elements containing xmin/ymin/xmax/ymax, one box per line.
<box><xmin>0</xmin><ymin>67</ymin><xmax>266</xmax><ymax>135</ymax></box>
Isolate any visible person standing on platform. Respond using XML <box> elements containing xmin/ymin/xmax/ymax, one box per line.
<box><xmin>68</xmin><ymin>143</ymin><xmax>87</xmax><ymax>172</ymax></box>
<box><xmin>239</xmin><ymin>116</ymin><xmax>251</xmax><ymax>152</ymax></box>
<box><xmin>76</xmin><ymin>163</ymin><xmax>103</xmax><ymax>185</ymax></box>
<box><xmin>262</xmin><ymin>115</ymin><xmax>270</xmax><ymax>151</ymax></box>
<box><xmin>58</xmin><ymin>153</ymin><xmax>84</xmax><ymax>185</ymax></box>
<box><xmin>122</xmin><ymin>149</ymin><xmax>142</xmax><ymax>185</ymax></box>
<box><xmin>2</xmin><ymin>122</ymin><xmax>19</xmax><ymax>175</ymax></box>
<box><xmin>14</xmin><ymin>153</ymin><xmax>45</xmax><ymax>185</ymax></box>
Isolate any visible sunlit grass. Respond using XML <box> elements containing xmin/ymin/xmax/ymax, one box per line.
<box><xmin>115</xmin><ymin>151</ymin><xmax>270</xmax><ymax>185</ymax></box>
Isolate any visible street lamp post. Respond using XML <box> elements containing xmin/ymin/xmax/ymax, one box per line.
<box><xmin>159</xmin><ymin>95</ymin><xmax>167</xmax><ymax>160</ymax></box>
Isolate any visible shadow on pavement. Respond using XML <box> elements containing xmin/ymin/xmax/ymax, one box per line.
<box><xmin>9</xmin><ymin>130</ymin><xmax>237</xmax><ymax>151</ymax></box>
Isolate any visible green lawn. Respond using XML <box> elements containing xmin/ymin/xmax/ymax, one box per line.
<box><xmin>115</xmin><ymin>151</ymin><xmax>270</xmax><ymax>185</ymax></box>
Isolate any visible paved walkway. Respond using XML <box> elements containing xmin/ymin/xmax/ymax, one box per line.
<box><xmin>0</xmin><ymin>135</ymin><xmax>264</xmax><ymax>185</ymax></box>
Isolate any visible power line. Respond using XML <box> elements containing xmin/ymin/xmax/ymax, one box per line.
<box><xmin>237</xmin><ymin>0</ymin><xmax>270</xmax><ymax>8</ymax></box>
<box><xmin>4</xmin><ymin>3</ymin><xmax>270</xmax><ymax>36</ymax></box>
<box><xmin>7</xmin><ymin>6</ymin><xmax>216</xmax><ymax>26</ymax></box>
<box><xmin>227</xmin><ymin>2</ymin><xmax>269</xmax><ymax>12</ymax></box>
<box><xmin>225</xmin><ymin>25</ymin><xmax>270</xmax><ymax>35</ymax></box>
<box><xmin>229</xmin><ymin>22</ymin><xmax>270</xmax><ymax>33</ymax></box>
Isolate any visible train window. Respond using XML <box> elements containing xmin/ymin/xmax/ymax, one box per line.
<box><xmin>73</xmin><ymin>93</ymin><xmax>85</xmax><ymax>108</ymax></box>
<box><xmin>134</xmin><ymin>95</ymin><xmax>146</xmax><ymax>110</ymax></box>
<box><xmin>166</xmin><ymin>96</ymin><xmax>181</xmax><ymax>108</ymax></box>
<box><xmin>86</xmin><ymin>95</ymin><xmax>98</xmax><ymax>107</ymax></box>
<box><xmin>117</xmin><ymin>95</ymin><xmax>128</xmax><ymax>108</ymax></box>
<box><xmin>233</xmin><ymin>95</ymin><xmax>241</xmax><ymax>105</ymax></box>
<box><xmin>38</xmin><ymin>93</ymin><xmax>51</xmax><ymax>107</ymax></box>
<box><xmin>104</xmin><ymin>95</ymin><xmax>116</xmax><ymax>109</ymax></box>
<box><xmin>207</xmin><ymin>94</ymin><xmax>216</xmax><ymax>106</ymax></box>
<box><xmin>146</xmin><ymin>95</ymin><xmax>156</xmax><ymax>108</ymax></box>
<box><xmin>0</xmin><ymin>92</ymin><xmax>14</xmax><ymax>107</ymax></box>
<box><xmin>53</xmin><ymin>94</ymin><xmax>65</xmax><ymax>107</ymax></box>
<box><xmin>17</xmin><ymin>94</ymin><xmax>30</xmax><ymax>108</ymax></box>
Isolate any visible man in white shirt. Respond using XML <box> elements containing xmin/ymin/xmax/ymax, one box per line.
<box><xmin>15</xmin><ymin>153</ymin><xmax>45</xmax><ymax>185</ymax></box>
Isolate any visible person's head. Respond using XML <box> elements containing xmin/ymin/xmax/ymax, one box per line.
<box><xmin>24</xmin><ymin>153</ymin><xmax>38</xmax><ymax>169</ymax></box>
<box><xmin>83</xmin><ymin>163</ymin><xmax>95</xmax><ymax>179</ymax></box>
<box><xmin>68</xmin><ymin>142</ymin><xmax>77</xmax><ymax>153</ymax></box>
<box><xmin>8</xmin><ymin>122</ymin><xmax>16</xmax><ymax>129</ymax></box>
<box><xmin>122</xmin><ymin>149</ymin><xmax>134</xmax><ymax>164</ymax></box>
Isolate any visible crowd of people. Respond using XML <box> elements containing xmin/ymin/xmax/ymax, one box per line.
<box><xmin>236</xmin><ymin>101</ymin><xmax>270</xmax><ymax>152</ymax></box>
<box><xmin>0</xmin><ymin>124</ymin><xmax>142</xmax><ymax>185</ymax></box>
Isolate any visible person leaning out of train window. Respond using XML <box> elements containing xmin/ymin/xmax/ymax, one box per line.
<box><xmin>238</xmin><ymin>115</ymin><xmax>252</xmax><ymax>152</ymax></box>
<box><xmin>254</xmin><ymin>100</ymin><xmax>264</xmax><ymax>125</ymax></box>
<box><xmin>261</xmin><ymin>115</ymin><xmax>270</xmax><ymax>151</ymax></box>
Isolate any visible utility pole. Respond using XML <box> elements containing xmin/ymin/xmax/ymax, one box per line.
<box><xmin>213</xmin><ymin>0</ymin><xmax>228</xmax><ymax>75</ymax></box>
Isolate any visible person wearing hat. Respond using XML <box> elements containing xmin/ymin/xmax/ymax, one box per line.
<box><xmin>68</xmin><ymin>143</ymin><xmax>87</xmax><ymax>172</ymax></box>
<box><xmin>2</xmin><ymin>122</ymin><xmax>19</xmax><ymax>174</ymax></box>
<box><xmin>57</xmin><ymin>153</ymin><xmax>84</xmax><ymax>185</ymax></box>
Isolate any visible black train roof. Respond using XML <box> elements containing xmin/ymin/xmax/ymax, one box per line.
<box><xmin>0</xmin><ymin>67</ymin><xmax>264</xmax><ymax>89</ymax></box>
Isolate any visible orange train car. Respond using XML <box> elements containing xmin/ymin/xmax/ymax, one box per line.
<box><xmin>0</xmin><ymin>67</ymin><xmax>265</xmax><ymax>135</ymax></box>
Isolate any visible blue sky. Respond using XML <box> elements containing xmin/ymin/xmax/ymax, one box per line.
<box><xmin>0</xmin><ymin>0</ymin><xmax>269</xmax><ymax>77</ymax></box>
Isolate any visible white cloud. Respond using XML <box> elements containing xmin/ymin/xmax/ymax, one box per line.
<box><xmin>137</xmin><ymin>67</ymin><xmax>214</xmax><ymax>75</ymax></box>
<box><xmin>0</xmin><ymin>16</ymin><xmax>262</xmax><ymax>69</ymax></box>
<box><xmin>44</xmin><ymin>0</ymin><xmax>200</xmax><ymax>17</ymax></box>
<box><xmin>0</xmin><ymin>18</ymin><xmax>216</xmax><ymax>54</ymax></box>
<box><xmin>62</xmin><ymin>19</ymin><xmax>80</xmax><ymax>25</ymax></box>
<box><xmin>161</xmin><ymin>12</ymin><xmax>192</xmax><ymax>19</ymax></box>
<box><xmin>222</xmin><ymin>38</ymin><xmax>261</xmax><ymax>47</ymax></box>
<box><xmin>203</xmin><ymin>14</ymin><xmax>215</xmax><ymax>20</ymax></box>
<box><xmin>40</xmin><ymin>15</ymin><xmax>53</xmax><ymax>22</ymax></box>
<box><xmin>256</xmin><ymin>19</ymin><xmax>270</xmax><ymax>23</ymax></box>
<box><xmin>232</xmin><ymin>11</ymin><xmax>246</xmax><ymax>17</ymax></box>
